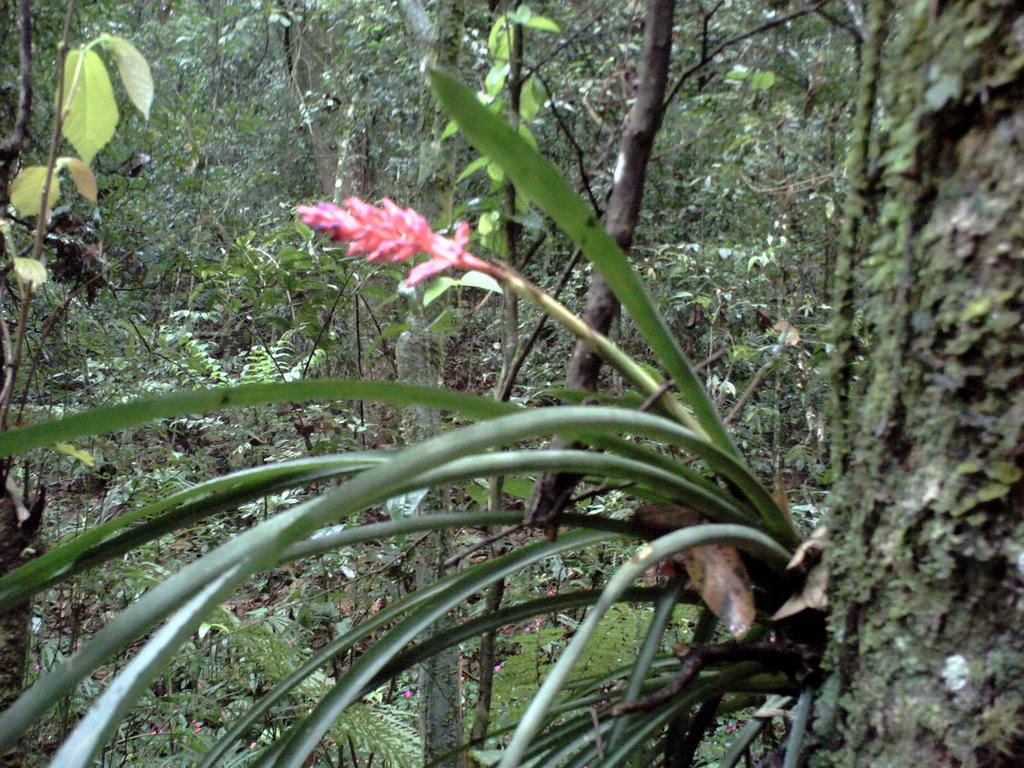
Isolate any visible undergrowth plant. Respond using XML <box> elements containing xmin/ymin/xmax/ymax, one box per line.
<box><xmin>0</xmin><ymin>70</ymin><xmax>825</xmax><ymax>768</ymax></box>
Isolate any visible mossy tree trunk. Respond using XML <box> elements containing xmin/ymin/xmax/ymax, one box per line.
<box><xmin>819</xmin><ymin>0</ymin><xmax>1024</xmax><ymax>764</ymax></box>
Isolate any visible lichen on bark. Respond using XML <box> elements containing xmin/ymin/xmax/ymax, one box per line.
<box><xmin>818</xmin><ymin>0</ymin><xmax>1024</xmax><ymax>765</ymax></box>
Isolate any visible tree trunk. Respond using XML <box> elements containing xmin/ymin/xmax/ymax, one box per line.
<box><xmin>819</xmin><ymin>0</ymin><xmax>1024</xmax><ymax>764</ymax></box>
<box><xmin>526</xmin><ymin>0</ymin><xmax>675</xmax><ymax>527</ymax></box>
<box><xmin>399</xmin><ymin>1</ymin><xmax>467</xmax><ymax>765</ymax></box>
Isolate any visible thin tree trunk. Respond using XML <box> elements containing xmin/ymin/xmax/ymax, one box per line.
<box><xmin>527</xmin><ymin>0</ymin><xmax>675</xmax><ymax>527</ymax></box>
<box><xmin>399</xmin><ymin>1</ymin><xmax>467</xmax><ymax>765</ymax></box>
<box><xmin>818</xmin><ymin>0</ymin><xmax>1024</xmax><ymax>764</ymax></box>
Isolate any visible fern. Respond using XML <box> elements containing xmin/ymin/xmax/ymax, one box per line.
<box><xmin>329</xmin><ymin>702</ymin><xmax>422</xmax><ymax>767</ymax></box>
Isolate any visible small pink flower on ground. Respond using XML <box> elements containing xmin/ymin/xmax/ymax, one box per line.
<box><xmin>404</xmin><ymin>689</ymin><xmax>414</xmax><ymax>698</ymax></box>
<box><xmin>297</xmin><ymin>198</ymin><xmax>498</xmax><ymax>288</ymax></box>
<box><xmin>493</xmin><ymin>663</ymin><xmax>502</xmax><ymax>671</ymax></box>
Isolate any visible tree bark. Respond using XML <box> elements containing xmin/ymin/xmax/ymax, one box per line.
<box><xmin>818</xmin><ymin>0</ymin><xmax>1024</xmax><ymax>764</ymax></box>
<box><xmin>400</xmin><ymin>1</ymin><xmax>467</xmax><ymax>765</ymax></box>
<box><xmin>527</xmin><ymin>0</ymin><xmax>675</xmax><ymax>527</ymax></box>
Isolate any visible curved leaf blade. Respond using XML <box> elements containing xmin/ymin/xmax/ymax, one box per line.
<box><xmin>428</xmin><ymin>69</ymin><xmax>734</xmax><ymax>456</ymax></box>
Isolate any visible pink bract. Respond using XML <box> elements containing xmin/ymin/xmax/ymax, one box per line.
<box><xmin>296</xmin><ymin>197</ymin><xmax>495</xmax><ymax>288</ymax></box>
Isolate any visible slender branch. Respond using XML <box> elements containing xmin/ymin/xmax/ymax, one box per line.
<box><xmin>2</xmin><ymin>3</ymin><xmax>77</xmax><ymax>431</ymax></box>
<box><xmin>497</xmin><ymin>247</ymin><xmax>582</xmax><ymax>403</ymax></box>
<box><xmin>725</xmin><ymin>353</ymin><xmax>783</xmax><ymax>425</ymax></box>
<box><xmin>535</xmin><ymin>74</ymin><xmax>602</xmax><ymax>213</ymax></box>
<box><xmin>443</xmin><ymin>525</ymin><xmax>524</xmax><ymax>569</ymax></box>
<box><xmin>663</xmin><ymin>1</ymin><xmax>830</xmax><ymax>111</ymax></box>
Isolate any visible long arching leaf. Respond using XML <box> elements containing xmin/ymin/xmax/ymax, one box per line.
<box><xmin>0</xmin><ymin>455</ymin><xmax>386</xmax><ymax>611</ymax></box>
<box><xmin>0</xmin><ymin>407</ymin><xmax>727</xmax><ymax>760</ymax></box>
<box><xmin>499</xmin><ymin>524</ymin><xmax>791</xmax><ymax>768</ymax></box>
<box><xmin>0</xmin><ymin>379</ymin><xmax>518</xmax><ymax>457</ymax></box>
<box><xmin>428</xmin><ymin>69</ymin><xmax>734</xmax><ymax>456</ymax></box>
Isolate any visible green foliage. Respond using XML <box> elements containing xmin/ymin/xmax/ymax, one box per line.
<box><xmin>0</xmin><ymin>2</ymin><xmax>855</xmax><ymax>766</ymax></box>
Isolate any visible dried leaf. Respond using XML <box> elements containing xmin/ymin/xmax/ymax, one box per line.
<box><xmin>632</xmin><ymin>503</ymin><xmax>702</xmax><ymax>538</ymax></box>
<box><xmin>772</xmin><ymin>560</ymin><xmax>829</xmax><ymax>620</ymax></box>
<box><xmin>772</xmin><ymin>526</ymin><xmax>829</xmax><ymax>620</ymax></box>
<box><xmin>773</xmin><ymin>319</ymin><xmax>800</xmax><ymax>346</ymax></box>
<box><xmin>683</xmin><ymin>544</ymin><xmax>756</xmax><ymax>638</ymax></box>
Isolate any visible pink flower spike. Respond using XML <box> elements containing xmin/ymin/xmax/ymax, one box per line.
<box><xmin>297</xmin><ymin>198</ymin><xmax>500</xmax><ymax>289</ymax></box>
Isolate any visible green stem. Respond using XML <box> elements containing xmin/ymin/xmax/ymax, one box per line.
<box><xmin>498</xmin><ymin>265</ymin><xmax>706</xmax><ymax>436</ymax></box>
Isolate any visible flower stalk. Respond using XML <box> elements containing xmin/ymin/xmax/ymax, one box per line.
<box><xmin>298</xmin><ymin>198</ymin><xmax>705</xmax><ymax>436</ymax></box>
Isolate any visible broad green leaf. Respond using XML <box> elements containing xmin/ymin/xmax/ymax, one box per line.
<box><xmin>60</xmin><ymin>156</ymin><xmax>97</xmax><ymax>202</ymax></box>
<box><xmin>506</xmin><ymin>5</ymin><xmax>534</xmax><ymax>24</ymax></box>
<box><xmin>518</xmin><ymin>122</ymin><xmax>538</xmax><ymax>149</ymax></box>
<box><xmin>519</xmin><ymin>75</ymin><xmax>545</xmax><ymax>121</ymax></box>
<box><xmin>99</xmin><ymin>35</ymin><xmax>153</xmax><ymax>119</ymax></box>
<box><xmin>523</xmin><ymin>15</ymin><xmax>560</xmax><ymax>32</ymax></box>
<box><xmin>53</xmin><ymin>441</ymin><xmax>95</xmax><ymax>467</ymax></box>
<box><xmin>488</xmin><ymin>16</ymin><xmax>510</xmax><ymax>61</ymax></box>
<box><xmin>423</xmin><ymin>276</ymin><xmax>458</xmax><ymax>307</ymax></box>
<box><xmin>750</xmin><ymin>71</ymin><xmax>776</xmax><ymax>91</ymax></box>
<box><xmin>459</xmin><ymin>270</ymin><xmax>502</xmax><ymax>293</ymax></box>
<box><xmin>9</xmin><ymin>165</ymin><xmax>59</xmax><ymax>216</ymax></box>
<box><xmin>485</xmin><ymin>62</ymin><xmax>509</xmax><ymax>97</ymax></box>
<box><xmin>61</xmin><ymin>49</ymin><xmax>119</xmax><ymax>164</ymax></box>
<box><xmin>13</xmin><ymin>257</ymin><xmax>48</xmax><ymax>289</ymax></box>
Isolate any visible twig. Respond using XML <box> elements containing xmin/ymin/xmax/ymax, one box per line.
<box><xmin>638</xmin><ymin>378</ymin><xmax>674</xmax><ymax>412</ymax></box>
<box><xmin>663</xmin><ymin>1</ymin><xmax>830</xmax><ymax>111</ymax></box>
<box><xmin>535</xmin><ymin>74</ymin><xmax>602</xmax><ymax>213</ymax></box>
<box><xmin>695</xmin><ymin>345</ymin><xmax>728</xmax><ymax>372</ymax></box>
<box><xmin>725</xmin><ymin>353</ymin><xmax>782</xmax><ymax>425</ymax></box>
<box><xmin>497</xmin><ymin>248</ymin><xmax>582</xmax><ymax>403</ymax></box>
<box><xmin>442</xmin><ymin>525</ymin><xmax>524</xmax><ymax>569</ymax></box>
<box><xmin>611</xmin><ymin>641</ymin><xmax>820</xmax><ymax>716</ymax></box>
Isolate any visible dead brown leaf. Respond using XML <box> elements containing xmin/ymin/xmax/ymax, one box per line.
<box><xmin>683</xmin><ymin>543</ymin><xmax>756</xmax><ymax>638</ymax></box>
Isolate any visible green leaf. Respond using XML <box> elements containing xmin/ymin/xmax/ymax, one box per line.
<box><xmin>485</xmin><ymin>62</ymin><xmax>509</xmax><ymax>97</ymax></box>
<box><xmin>488</xmin><ymin>16</ymin><xmax>510</xmax><ymax>61</ymax></box>
<box><xmin>61</xmin><ymin>49</ymin><xmax>119</xmax><ymax>164</ymax></box>
<box><xmin>13</xmin><ymin>257</ymin><xmax>48</xmax><ymax>289</ymax></box>
<box><xmin>52</xmin><ymin>441</ymin><xmax>95</xmax><ymax>467</ymax></box>
<box><xmin>423</xmin><ymin>276</ymin><xmax>458</xmax><ymax>307</ymax></box>
<box><xmin>457</xmin><ymin>155</ymin><xmax>490</xmax><ymax>182</ymax></box>
<box><xmin>427</xmin><ymin>70</ymin><xmax>737</xmax><ymax>455</ymax></box>
<box><xmin>460</xmin><ymin>270</ymin><xmax>502</xmax><ymax>293</ymax></box>
<box><xmin>519</xmin><ymin>75</ymin><xmax>545</xmax><ymax>121</ymax></box>
<box><xmin>9</xmin><ymin>166</ymin><xmax>59</xmax><ymax>217</ymax></box>
<box><xmin>99</xmin><ymin>35</ymin><xmax>153</xmax><ymax>119</ymax></box>
<box><xmin>749</xmin><ymin>71</ymin><xmax>776</xmax><ymax>91</ymax></box>
<box><xmin>523</xmin><ymin>16</ymin><xmax>560</xmax><ymax>33</ymax></box>
<box><xmin>60</xmin><ymin>156</ymin><xmax>98</xmax><ymax>202</ymax></box>
<box><xmin>0</xmin><ymin>380</ymin><xmax>518</xmax><ymax>458</ymax></box>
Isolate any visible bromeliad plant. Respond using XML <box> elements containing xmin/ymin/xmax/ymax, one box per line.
<box><xmin>0</xmin><ymin>70</ymin><xmax>823</xmax><ymax>768</ymax></box>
